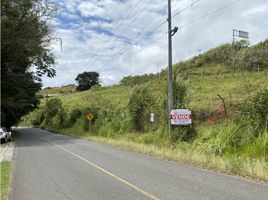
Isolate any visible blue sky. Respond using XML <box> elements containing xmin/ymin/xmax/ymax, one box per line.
<box><xmin>42</xmin><ymin>0</ymin><xmax>268</xmax><ymax>87</ymax></box>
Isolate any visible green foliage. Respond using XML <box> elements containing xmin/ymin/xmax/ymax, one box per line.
<box><xmin>20</xmin><ymin>40</ymin><xmax>268</xmax><ymax>176</ymax></box>
<box><xmin>31</xmin><ymin>110</ymin><xmax>45</xmax><ymax>126</ymax></box>
<box><xmin>238</xmin><ymin>132</ymin><xmax>268</xmax><ymax>160</ymax></box>
<box><xmin>75</xmin><ymin>71</ymin><xmax>100</xmax><ymax>91</ymax></box>
<box><xmin>172</xmin><ymin>70</ymin><xmax>190</xmax><ymax>108</ymax></box>
<box><xmin>241</xmin><ymin>40</ymin><xmax>268</xmax><ymax>71</ymax></box>
<box><xmin>53</xmin><ymin>109</ymin><xmax>66</xmax><ymax>125</ymax></box>
<box><xmin>1</xmin><ymin>0</ymin><xmax>56</xmax><ymax>128</ymax></box>
<box><xmin>120</xmin><ymin>74</ymin><xmax>156</xmax><ymax>86</ymax></box>
<box><xmin>128</xmin><ymin>86</ymin><xmax>155</xmax><ymax>131</ymax></box>
<box><xmin>0</xmin><ymin>161</ymin><xmax>11</xmax><ymax>200</ymax></box>
<box><xmin>160</xmin><ymin>71</ymin><xmax>196</xmax><ymax>142</ymax></box>
<box><xmin>236</xmin><ymin>88</ymin><xmax>268</xmax><ymax>133</ymax></box>
<box><xmin>69</xmin><ymin>108</ymin><xmax>83</xmax><ymax>124</ymax></box>
<box><xmin>43</xmin><ymin>98</ymin><xmax>63</xmax><ymax>124</ymax></box>
<box><xmin>192</xmin><ymin>43</ymin><xmax>233</xmax><ymax>67</ymax></box>
<box><xmin>15</xmin><ymin>38</ymin><xmax>268</xmax><ymax>183</ymax></box>
<box><xmin>250</xmin><ymin>88</ymin><xmax>268</xmax><ymax>130</ymax></box>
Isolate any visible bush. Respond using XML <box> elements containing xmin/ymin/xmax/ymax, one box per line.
<box><xmin>43</xmin><ymin>98</ymin><xmax>63</xmax><ymax>124</ymax></box>
<box><xmin>31</xmin><ymin>110</ymin><xmax>44</xmax><ymax>126</ymax></box>
<box><xmin>52</xmin><ymin>109</ymin><xmax>66</xmax><ymax>125</ymax></box>
<box><xmin>237</xmin><ymin>88</ymin><xmax>268</xmax><ymax>132</ymax></box>
<box><xmin>253</xmin><ymin>88</ymin><xmax>268</xmax><ymax>130</ymax></box>
<box><xmin>128</xmin><ymin>86</ymin><xmax>155</xmax><ymax>132</ymax></box>
<box><xmin>161</xmin><ymin>71</ymin><xmax>196</xmax><ymax>142</ymax></box>
<box><xmin>242</xmin><ymin>40</ymin><xmax>268</xmax><ymax>71</ymax></box>
<box><xmin>69</xmin><ymin>108</ymin><xmax>83</xmax><ymax>124</ymax></box>
<box><xmin>78</xmin><ymin>106</ymin><xmax>99</xmax><ymax>132</ymax></box>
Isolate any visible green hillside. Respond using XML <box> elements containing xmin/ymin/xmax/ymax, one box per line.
<box><xmin>21</xmin><ymin>40</ymin><xmax>268</xmax><ymax>182</ymax></box>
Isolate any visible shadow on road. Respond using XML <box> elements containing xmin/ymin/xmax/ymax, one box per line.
<box><xmin>13</xmin><ymin>128</ymin><xmax>81</xmax><ymax>148</ymax></box>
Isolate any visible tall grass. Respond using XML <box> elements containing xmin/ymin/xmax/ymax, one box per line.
<box><xmin>0</xmin><ymin>161</ymin><xmax>12</xmax><ymax>200</ymax></box>
<box><xmin>19</xmin><ymin>41</ymin><xmax>268</xmax><ymax>182</ymax></box>
<box><xmin>44</xmin><ymin>124</ymin><xmax>268</xmax><ymax>182</ymax></box>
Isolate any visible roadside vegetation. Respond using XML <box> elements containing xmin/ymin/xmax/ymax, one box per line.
<box><xmin>21</xmin><ymin>39</ymin><xmax>268</xmax><ymax>182</ymax></box>
<box><xmin>1</xmin><ymin>0</ymin><xmax>57</xmax><ymax>129</ymax></box>
<box><xmin>0</xmin><ymin>161</ymin><xmax>12</xmax><ymax>200</ymax></box>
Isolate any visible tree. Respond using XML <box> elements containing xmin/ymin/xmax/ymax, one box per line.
<box><xmin>75</xmin><ymin>72</ymin><xmax>100</xmax><ymax>91</ymax></box>
<box><xmin>1</xmin><ymin>0</ymin><xmax>57</xmax><ymax>128</ymax></box>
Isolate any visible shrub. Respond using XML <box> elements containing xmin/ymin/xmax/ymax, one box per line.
<box><xmin>252</xmin><ymin>88</ymin><xmax>268</xmax><ymax>130</ymax></box>
<box><xmin>69</xmin><ymin>108</ymin><xmax>82</xmax><ymax>124</ymax></box>
<box><xmin>128</xmin><ymin>86</ymin><xmax>155</xmax><ymax>132</ymax></box>
<box><xmin>43</xmin><ymin>98</ymin><xmax>63</xmax><ymax>124</ymax></box>
<box><xmin>80</xmin><ymin>106</ymin><xmax>99</xmax><ymax>132</ymax></box>
<box><xmin>52</xmin><ymin>109</ymin><xmax>66</xmax><ymax>125</ymax></box>
<box><xmin>237</xmin><ymin>87</ymin><xmax>268</xmax><ymax>132</ymax></box>
<box><xmin>161</xmin><ymin>72</ymin><xmax>196</xmax><ymax>142</ymax></box>
<box><xmin>31</xmin><ymin>110</ymin><xmax>44</xmax><ymax>126</ymax></box>
<box><xmin>242</xmin><ymin>40</ymin><xmax>268</xmax><ymax>71</ymax></box>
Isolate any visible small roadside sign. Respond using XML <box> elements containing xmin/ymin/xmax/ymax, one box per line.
<box><xmin>170</xmin><ymin>109</ymin><xmax>192</xmax><ymax>126</ymax></box>
<box><xmin>87</xmin><ymin>112</ymin><xmax>94</xmax><ymax>121</ymax></box>
<box><xmin>150</xmin><ymin>113</ymin><xmax>155</xmax><ymax>123</ymax></box>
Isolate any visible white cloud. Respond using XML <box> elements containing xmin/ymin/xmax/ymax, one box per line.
<box><xmin>77</xmin><ymin>1</ymin><xmax>105</xmax><ymax>17</ymax></box>
<box><xmin>242</xmin><ymin>5</ymin><xmax>267</xmax><ymax>17</ymax></box>
<box><xmin>42</xmin><ymin>0</ymin><xmax>268</xmax><ymax>87</ymax></box>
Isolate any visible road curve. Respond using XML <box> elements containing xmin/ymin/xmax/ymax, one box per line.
<box><xmin>10</xmin><ymin>128</ymin><xmax>268</xmax><ymax>200</ymax></box>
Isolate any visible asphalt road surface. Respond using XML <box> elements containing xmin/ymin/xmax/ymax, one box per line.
<box><xmin>10</xmin><ymin>128</ymin><xmax>268</xmax><ymax>200</ymax></box>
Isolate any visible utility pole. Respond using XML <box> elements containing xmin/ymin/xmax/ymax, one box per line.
<box><xmin>167</xmin><ymin>0</ymin><xmax>178</xmax><ymax>137</ymax></box>
<box><xmin>167</xmin><ymin>0</ymin><xmax>173</xmax><ymax>137</ymax></box>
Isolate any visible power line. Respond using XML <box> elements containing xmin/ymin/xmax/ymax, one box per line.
<box><xmin>78</xmin><ymin>0</ymin><xmax>143</xmax><ymax>58</ymax></box>
<box><xmin>102</xmin><ymin>0</ymin><xmax>243</xmax><ymax>68</ymax></box>
<box><xmin>118</xmin><ymin>32</ymin><xmax>166</xmax><ymax>56</ymax></box>
<box><xmin>172</xmin><ymin>0</ymin><xmax>202</xmax><ymax>18</ymax></box>
<box><xmin>111</xmin><ymin>0</ymin><xmax>202</xmax><ymax>57</ymax></box>
<box><xmin>178</xmin><ymin>0</ymin><xmax>242</xmax><ymax>29</ymax></box>
<box><xmin>101</xmin><ymin>0</ymin><xmax>154</xmax><ymax>53</ymax></box>
<box><xmin>82</xmin><ymin>0</ymin><xmax>243</xmax><ymax>74</ymax></box>
<box><xmin>80</xmin><ymin>0</ymin><xmax>180</xmax><ymax>64</ymax></box>
<box><xmin>80</xmin><ymin>0</ymin><xmax>154</xmax><ymax>71</ymax></box>
<box><xmin>99</xmin><ymin>32</ymin><xmax>167</xmax><ymax>72</ymax></box>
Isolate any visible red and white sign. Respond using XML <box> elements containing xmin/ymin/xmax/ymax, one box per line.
<box><xmin>170</xmin><ymin>109</ymin><xmax>192</xmax><ymax>125</ymax></box>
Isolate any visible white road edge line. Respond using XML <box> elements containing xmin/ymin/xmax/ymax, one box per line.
<box><xmin>45</xmin><ymin>139</ymin><xmax>160</xmax><ymax>200</ymax></box>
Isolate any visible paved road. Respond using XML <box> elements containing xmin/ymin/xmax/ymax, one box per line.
<box><xmin>10</xmin><ymin>128</ymin><xmax>268</xmax><ymax>200</ymax></box>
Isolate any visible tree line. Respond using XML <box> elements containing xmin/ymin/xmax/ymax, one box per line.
<box><xmin>1</xmin><ymin>0</ymin><xmax>56</xmax><ymax>128</ymax></box>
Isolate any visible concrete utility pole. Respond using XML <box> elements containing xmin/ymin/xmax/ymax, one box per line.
<box><xmin>167</xmin><ymin>0</ymin><xmax>173</xmax><ymax>137</ymax></box>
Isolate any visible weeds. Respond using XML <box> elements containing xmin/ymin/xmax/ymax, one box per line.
<box><xmin>19</xmin><ymin>41</ymin><xmax>268</xmax><ymax>182</ymax></box>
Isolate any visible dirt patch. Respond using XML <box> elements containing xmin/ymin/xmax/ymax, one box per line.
<box><xmin>0</xmin><ymin>142</ymin><xmax>15</xmax><ymax>162</ymax></box>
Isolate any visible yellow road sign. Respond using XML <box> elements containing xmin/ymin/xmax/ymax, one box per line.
<box><xmin>87</xmin><ymin>112</ymin><xmax>94</xmax><ymax>121</ymax></box>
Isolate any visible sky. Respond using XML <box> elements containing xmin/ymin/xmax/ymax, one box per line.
<box><xmin>42</xmin><ymin>0</ymin><xmax>268</xmax><ymax>87</ymax></box>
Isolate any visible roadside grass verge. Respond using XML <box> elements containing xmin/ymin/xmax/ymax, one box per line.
<box><xmin>46</xmin><ymin>125</ymin><xmax>268</xmax><ymax>183</ymax></box>
<box><xmin>0</xmin><ymin>161</ymin><xmax>12</xmax><ymax>200</ymax></box>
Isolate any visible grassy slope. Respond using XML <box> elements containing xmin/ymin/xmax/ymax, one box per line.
<box><xmin>21</xmin><ymin>41</ymin><xmax>268</xmax><ymax>182</ymax></box>
<box><xmin>32</xmin><ymin>68</ymin><xmax>267</xmax><ymax>181</ymax></box>
<box><xmin>39</xmin><ymin>67</ymin><xmax>268</xmax><ymax>112</ymax></box>
<box><xmin>0</xmin><ymin>161</ymin><xmax>11</xmax><ymax>200</ymax></box>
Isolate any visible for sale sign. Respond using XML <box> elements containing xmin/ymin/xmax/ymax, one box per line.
<box><xmin>170</xmin><ymin>109</ymin><xmax>192</xmax><ymax>125</ymax></box>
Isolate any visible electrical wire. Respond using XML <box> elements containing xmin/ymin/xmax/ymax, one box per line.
<box><xmin>177</xmin><ymin>0</ymin><xmax>242</xmax><ymax>29</ymax></box>
<box><xmin>81</xmin><ymin>0</ymin><xmax>243</xmax><ymax>74</ymax></box>
<box><xmin>80</xmin><ymin>0</ymin><xmax>154</xmax><ymax>72</ymax></box>
<box><xmin>78</xmin><ymin>0</ymin><xmax>143</xmax><ymax>59</ymax></box>
<box><xmin>102</xmin><ymin>0</ymin><xmax>243</xmax><ymax>68</ymax></box>
<box><xmin>111</xmin><ymin>0</ymin><xmax>202</xmax><ymax>57</ymax></box>
<box><xmin>172</xmin><ymin>0</ymin><xmax>201</xmax><ymax>18</ymax></box>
